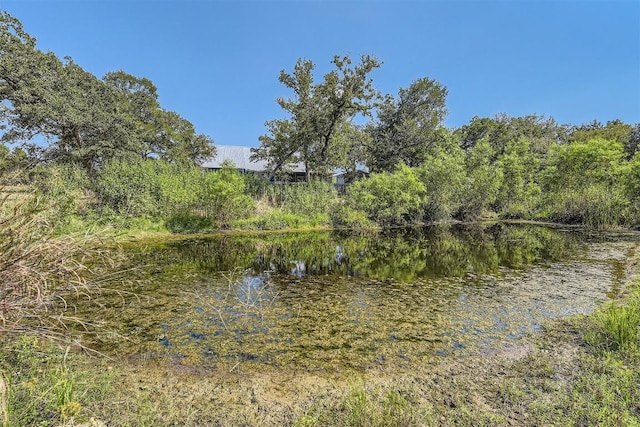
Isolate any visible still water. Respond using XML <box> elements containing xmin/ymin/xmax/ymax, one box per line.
<box><xmin>81</xmin><ymin>223</ymin><xmax>638</xmax><ymax>371</ymax></box>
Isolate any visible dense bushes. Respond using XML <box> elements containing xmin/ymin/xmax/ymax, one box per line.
<box><xmin>347</xmin><ymin>164</ymin><xmax>427</xmax><ymax>226</ymax></box>
<box><xmin>336</xmin><ymin>136</ymin><xmax>638</xmax><ymax>229</ymax></box>
<box><xmin>95</xmin><ymin>159</ymin><xmax>201</xmax><ymax>217</ymax></box>
<box><xmin>415</xmin><ymin>146</ymin><xmax>466</xmax><ymax>221</ymax></box>
<box><xmin>235</xmin><ymin>180</ymin><xmax>337</xmax><ymax>230</ymax></box>
<box><xmin>540</xmin><ymin>139</ymin><xmax>634</xmax><ymax>228</ymax></box>
<box><xmin>6</xmin><ymin>135</ymin><xmax>639</xmax><ymax>233</ymax></box>
<box><xmin>94</xmin><ymin>159</ymin><xmax>254</xmax><ymax>228</ymax></box>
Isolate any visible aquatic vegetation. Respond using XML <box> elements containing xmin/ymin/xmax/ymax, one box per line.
<box><xmin>1</xmin><ymin>224</ymin><xmax>638</xmax><ymax>426</ymax></box>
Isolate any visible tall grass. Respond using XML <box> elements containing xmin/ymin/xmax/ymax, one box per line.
<box><xmin>586</xmin><ymin>288</ymin><xmax>640</xmax><ymax>355</ymax></box>
<box><xmin>0</xmin><ymin>186</ymin><xmax>124</xmax><ymax>343</ymax></box>
<box><xmin>260</xmin><ymin>180</ymin><xmax>338</xmax><ymax>217</ymax></box>
<box><xmin>545</xmin><ymin>185</ymin><xmax>630</xmax><ymax>229</ymax></box>
<box><xmin>234</xmin><ymin>180</ymin><xmax>337</xmax><ymax>230</ymax></box>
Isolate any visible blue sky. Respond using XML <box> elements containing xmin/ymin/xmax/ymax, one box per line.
<box><xmin>2</xmin><ymin>0</ymin><xmax>639</xmax><ymax>147</ymax></box>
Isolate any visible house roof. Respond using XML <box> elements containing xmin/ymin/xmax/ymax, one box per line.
<box><xmin>201</xmin><ymin>145</ymin><xmax>306</xmax><ymax>173</ymax></box>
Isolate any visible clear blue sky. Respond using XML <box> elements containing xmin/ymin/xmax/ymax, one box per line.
<box><xmin>2</xmin><ymin>0</ymin><xmax>639</xmax><ymax>147</ymax></box>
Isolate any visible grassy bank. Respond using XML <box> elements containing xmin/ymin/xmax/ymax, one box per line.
<box><xmin>1</xmin><ymin>250</ymin><xmax>638</xmax><ymax>426</ymax></box>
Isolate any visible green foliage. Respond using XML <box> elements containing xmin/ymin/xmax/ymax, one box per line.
<box><xmin>242</xmin><ymin>172</ymin><xmax>269</xmax><ymax>199</ymax></box>
<box><xmin>95</xmin><ymin>158</ymin><xmax>167</xmax><ymax>217</ymax></box>
<box><xmin>253</xmin><ymin>55</ymin><xmax>381</xmax><ymax>179</ymax></box>
<box><xmin>540</xmin><ymin>139</ymin><xmax>634</xmax><ymax>227</ymax></box>
<box><xmin>569</xmin><ymin>119</ymin><xmax>637</xmax><ymax>159</ymax></box>
<box><xmin>545</xmin><ymin>184</ymin><xmax>629</xmax><ymax>228</ymax></box>
<box><xmin>232</xmin><ymin>209</ymin><xmax>330</xmax><ymax>230</ymax></box>
<box><xmin>586</xmin><ymin>289</ymin><xmax>640</xmax><ymax>355</ymax></box>
<box><xmin>1</xmin><ymin>12</ymin><xmax>214</xmax><ymax>174</ymax></box>
<box><xmin>455</xmin><ymin>114</ymin><xmax>564</xmax><ymax>157</ymax></box>
<box><xmin>262</xmin><ymin>180</ymin><xmax>338</xmax><ymax>217</ymax></box>
<box><xmin>457</xmin><ymin>139</ymin><xmax>502</xmax><ymax>220</ymax></box>
<box><xmin>31</xmin><ymin>163</ymin><xmax>92</xmax><ymax>226</ymax></box>
<box><xmin>415</xmin><ymin>143</ymin><xmax>466</xmax><ymax>221</ymax></box>
<box><xmin>331</xmin><ymin>204</ymin><xmax>375</xmax><ymax>229</ymax></box>
<box><xmin>622</xmin><ymin>153</ymin><xmax>640</xmax><ymax>225</ymax></box>
<box><xmin>199</xmin><ymin>163</ymin><xmax>255</xmax><ymax>228</ymax></box>
<box><xmin>96</xmin><ymin>158</ymin><xmax>197</xmax><ymax>217</ymax></box>
<box><xmin>367</xmin><ymin>78</ymin><xmax>448</xmax><ymax>172</ymax></box>
<box><xmin>348</xmin><ymin>163</ymin><xmax>427</xmax><ymax>226</ymax></box>
<box><xmin>0</xmin><ymin>145</ymin><xmax>30</xmax><ymax>182</ymax></box>
<box><xmin>495</xmin><ymin>138</ymin><xmax>542</xmax><ymax>218</ymax></box>
<box><xmin>95</xmin><ymin>159</ymin><xmax>254</xmax><ymax>229</ymax></box>
<box><xmin>543</xmin><ymin>138</ymin><xmax>625</xmax><ymax>190</ymax></box>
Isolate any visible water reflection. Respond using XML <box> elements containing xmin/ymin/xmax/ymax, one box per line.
<box><xmin>74</xmin><ymin>224</ymin><xmax>638</xmax><ymax>371</ymax></box>
<box><xmin>166</xmin><ymin>223</ymin><xmax>586</xmax><ymax>281</ymax></box>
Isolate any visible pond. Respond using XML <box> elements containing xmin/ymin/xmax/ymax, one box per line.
<box><xmin>78</xmin><ymin>223</ymin><xmax>638</xmax><ymax>372</ymax></box>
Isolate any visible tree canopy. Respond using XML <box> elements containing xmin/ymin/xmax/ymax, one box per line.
<box><xmin>0</xmin><ymin>11</ymin><xmax>214</xmax><ymax>175</ymax></box>
<box><xmin>366</xmin><ymin>77</ymin><xmax>448</xmax><ymax>172</ymax></box>
<box><xmin>251</xmin><ymin>55</ymin><xmax>381</xmax><ymax>180</ymax></box>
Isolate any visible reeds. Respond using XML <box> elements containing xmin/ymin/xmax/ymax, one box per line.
<box><xmin>0</xmin><ymin>185</ymin><xmax>124</xmax><ymax>342</ymax></box>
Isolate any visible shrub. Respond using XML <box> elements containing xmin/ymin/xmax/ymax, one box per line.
<box><xmin>415</xmin><ymin>147</ymin><xmax>466</xmax><ymax>221</ymax></box>
<box><xmin>456</xmin><ymin>139</ymin><xmax>503</xmax><ymax>220</ymax></box>
<box><xmin>94</xmin><ymin>158</ymin><xmax>165</xmax><ymax>217</ymax></box>
<box><xmin>622</xmin><ymin>153</ymin><xmax>640</xmax><ymax>226</ymax></box>
<box><xmin>347</xmin><ymin>164</ymin><xmax>427</xmax><ymax>226</ymax></box>
<box><xmin>545</xmin><ymin>184</ymin><xmax>629</xmax><ymax>228</ymax></box>
<box><xmin>331</xmin><ymin>204</ymin><xmax>374</xmax><ymax>229</ymax></box>
<box><xmin>32</xmin><ymin>163</ymin><xmax>92</xmax><ymax>222</ymax></box>
<box><xmin>261</xmin><ymin>180</ymin><xmax>338</xmax><ymax>217</ymax></box>
<box><xmin>199</xmin><ymin>165</ymin><xmax>255</xmax><ymax>228</ymax></box>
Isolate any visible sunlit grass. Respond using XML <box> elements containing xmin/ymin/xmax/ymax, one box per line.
<box><xmin>586</xmin><ymin>289</ymin><xmax>640</xmax><ymax>354</ymax></box>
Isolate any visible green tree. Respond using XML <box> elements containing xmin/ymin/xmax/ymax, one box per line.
<box><xmin>103</xmin><ymin>70</ymin><xmax>160</xmax><ymax>155</ymax></box>
<box><xmin>153</xmin><ymin>110</ymin><xmax>215</xmax><ymax>165</ymax></box>
<box><xmin>42</xmin><ymin>61</ymin><xmax>141</xmax><ymax>174</ymax></box>
<box><xmin>457</xmin><ymin>139</ymin><xmax>503</xmax><ymax>219</ymax></box>
<box><xmin>366</xmin><ymin>77</ymin><xmax>448</xmax><ymax>172</ymax></box>
<box><xmin>495</xmin><ymin>138</ymin><xmax>542</xmax><ymax>217</ymax></box>
<box><xmin>415</xmin><ymin>137</ymin><xmax>467</xmax><ymax>221</ymax></box>
<box><xmin>0</xmin><ymin>14</ymin><xmax>140</xmax><ymax>174</ymax></box>
<box><xmin>455</xmin><ymin>114</ymin><xmax>564</xmax><ymax>159</ymax></box>
<box><xmin>542</xmin><ymin>138</ymin><xmax>629</xmax><ymax>227</ymax></box>
<box><xmin>329</xmin><ymin>121</ymin><xmax>371</xmax><ymax>181</ymax></box>
<box><xmin>104</xmin><ymin>71</ymin><xmax>215</xmax><ymax>164</ymax></box>
<box><xmin>1</xmin><ymin>13</ymin><xmax>213</xmax><ymax>174</ymax></box>
<box><xmin>569</xmin><ymin>119</ymin><xmax>637</xmax><ymax>160</ymax></box>
<box><xmin>543</xmin><ymin>138</ymin><xmax>625</xmax><ymax>191</ymax></box>
<box><xmin>252</xmin><ymin>55</ymin><xmax>381</xmax><ymax>180</ymax></box>
<box><xmin>347</xmin><ymin>163</ymin><xmax>427</xmax><ymax>226</ymax></box>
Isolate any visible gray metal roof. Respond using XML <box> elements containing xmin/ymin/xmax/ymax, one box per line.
<box><xmin>201</xmin><ymin>145</ymin><xmax>305</xmax><ymax>173</ymax></box>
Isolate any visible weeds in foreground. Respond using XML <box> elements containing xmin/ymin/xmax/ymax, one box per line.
<box><xmin>0</xmin><ymin>187</ymin><xmax>131</xmax><ymax>347</ymax></box>
<box><xmin>0</xmin><ymin>336</ymin><xmax>112</xmax><ymax>427</ymax></box>
<box><xmin>586</xmin><ymin>289</ymin><xmax>640</xmax><ymax>354</ymax></box>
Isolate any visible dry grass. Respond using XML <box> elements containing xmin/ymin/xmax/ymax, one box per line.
<box><xmin>0</xmin><ymin>186</ymin><xmax>127</xmax><ymax>346</ymax></box>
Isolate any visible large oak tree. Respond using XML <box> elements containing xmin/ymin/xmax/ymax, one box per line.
<box><xmin>252</xmin><ymin>55</ymin><xmax>381</xmax><ymax>180</ymax></box>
